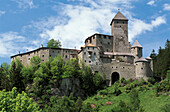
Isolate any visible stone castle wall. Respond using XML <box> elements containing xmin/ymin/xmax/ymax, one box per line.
<box><xmin>11</xmin><ymin>48</ymin><xmax>78</xmax><ymax>66</ymax></box>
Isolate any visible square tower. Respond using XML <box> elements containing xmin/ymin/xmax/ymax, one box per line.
<box><xmin>110</xmin><ymin>11</ymin><xmax>131</xmax><ymax>53</ymax></box>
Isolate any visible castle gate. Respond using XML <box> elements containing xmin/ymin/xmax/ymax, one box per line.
<box><xmin>111</xmin><ymin>72</ymin><xmax>120</xmax><ymax>84</ymax></box>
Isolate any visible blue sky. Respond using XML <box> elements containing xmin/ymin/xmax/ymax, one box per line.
<box><xmin>0</xmin><ymin>0</ymin><xmax>170</xmax><ymax>65</ymax></box>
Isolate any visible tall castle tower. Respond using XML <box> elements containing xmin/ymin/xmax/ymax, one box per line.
<box><xmin>110</xmin><ymin>11</ymin><xmax>131</xmax><ymax>53</ymax></box>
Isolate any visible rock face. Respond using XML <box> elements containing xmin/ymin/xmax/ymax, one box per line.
<box><xmin>51</xmin><ymin>78</ymin><xmax>85</xmax><ymax>97</ymax></box>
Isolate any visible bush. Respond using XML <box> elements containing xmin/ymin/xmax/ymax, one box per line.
<box><xmin>148</xmin><ymin>77</ymin><xmax>156</xmax><ymax>84</ymax></box>
<box><xmin>120</xmin><ymin>77</ymin><xmax>126</xmax><ymax>83</ymax></box>
<box><xmin>80</xmin><ymin>103</ymin><xmax>94</xmax><ymax>112</ymax></box>
<box><xmin>162</xmin><ymin>104</ymin><xmax>170</xmax><ymax>112</ymax></box>
<box><xmin>166</xmin><ymin>70</ymin><xmax>170</xmax><ymax>82</ymax></box>
<box><xmin>129</xmin><ymin>89</ymin><xmax>140</xmax><ymax>112</ymax></box>
<box><xmin>147</xmin><ymin>82</ymin><xmax>153</xmax><ymax>87</ymax></box>
<box><xmin>98</xmin><ymin>89</ymin><xmax>108</xmax><ymax>95</ymax></box>
<box><xmin>0</xmin><ymin>87</ymin><xmax>41</xmax><ymax>112</ymax></box>
<box><xmin>140</xmin><ymin>78</ymin><xmax>146</xmax><ymax>85</ymax></box>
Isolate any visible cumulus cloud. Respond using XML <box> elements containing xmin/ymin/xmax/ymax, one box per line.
<box><xmin>147</xmin><ymin>0</ymin><xmax>155</xmax><ymax>6</ymax></box>
<box><xmin>163</xmin><ymin>4</ymin><xmax>170</xmax><ymax>11</ymax></box>
<box><xmin>0</xmin><ymin>32</ymin><xmax>26</xmax><ymax>57</ymax></box>
<box><xmin>23</xmin><ymin>0</ymin><xmax>166</xmax><ymax>49</ymax></box>
<box><xmin>129</xmin><ymin>16</ymin><xmax>166</xmax><ymax>41</ymax></box>
<box><xmin>0</xmin><ymin>11</ymin><xmax>6</xmax><ymax>16</ymax></box>
<box><xmin>26</xmin><ymin>0</ymin><xmax>135</xmax><ymax>49</ymax></box>
<box><xmin>11</xmin><ymin>0</ymin><xmax>37</xmax><ymax>9</ymax></box>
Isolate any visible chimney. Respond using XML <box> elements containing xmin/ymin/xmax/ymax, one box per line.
<box><xmin>27</xmin><ymin>49</ymin><xmax>28</xmax><ymax>52</ymax></box>
<box><xmin>19</xmin><ymin>51</ymin><xmax>20</xmax><ymax>54</ymax></box>
<box><xmin>41</xmin><ymin>44</ymin><xmax>43</xmax><ymax>48</ymax></box>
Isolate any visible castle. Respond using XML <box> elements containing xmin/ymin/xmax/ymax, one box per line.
<box><xmin>11</xmin><ymin>11</ymin><xmax>153</xmax><ymax>86</ymax></box>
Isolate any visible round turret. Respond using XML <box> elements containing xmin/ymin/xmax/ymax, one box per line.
<box><xmin>145</xmin><ymin>56</ymin><xmax>152</xmax><ymax>62</ymax></box>
<box><xmin>135</xmin><ymin>57</ymin><xmax>149</xmax><ymax>80</ymax></box>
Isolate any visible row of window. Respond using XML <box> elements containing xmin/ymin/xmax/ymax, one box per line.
<box><xmin>111</xmin><ymin>66</ymin><xmax>131</xmax><ymax>70</ymax></box>
<box><xmin>100</xmin><ymin>41</ymin><xmax>111</xmax><ymax>45</ymax></box>
<box><xmin>116</xmin><ymin>21</ymin><xmax>126</xmax><ymax>24</ymax></box>
<box><xmin>52</xmin><ymin>50</ymin><xmax>74</xmax><ymax>53</ymax></box>
<box><xmin>84</xmin><ymin>52</ymin><xmax>96</xmax><ymax>56</ymax></box>
<box><xmin>99</xmin><ymin>36</ymin><xmax>111</xmax><ymax>39</ymax></box>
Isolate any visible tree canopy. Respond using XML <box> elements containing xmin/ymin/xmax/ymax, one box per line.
<box><xmin>47</xmin><ymin>39</ymin><xmax>61</xmax><ymax>48</ymax></box>
<box><xmin>150</xmin><ymin>39</ymin><xmax>170</xmax><ymax>78</ymax></box>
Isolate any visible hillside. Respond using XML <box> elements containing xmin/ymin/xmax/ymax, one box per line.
<box><xmin>82</xmin><ymin>78</ymin><xmax>170</xmax><ymax>112</ymax></box>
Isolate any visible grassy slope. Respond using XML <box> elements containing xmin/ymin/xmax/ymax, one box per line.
<box><xmin>83</xmin><ymin>83</ymin><xmax>170</xmax><ymax>112</ymax></box>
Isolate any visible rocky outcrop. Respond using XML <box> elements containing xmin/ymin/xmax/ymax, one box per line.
<box><xmin>51</xmin><ymin>78</ymin><xmax>85</xmax><ymax>97</ymax></box>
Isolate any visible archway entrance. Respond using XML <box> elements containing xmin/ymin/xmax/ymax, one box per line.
<box><xmin>111</xmin><ymin>72</ymin><xmax>120</xmax><ymax>84</ymax></box>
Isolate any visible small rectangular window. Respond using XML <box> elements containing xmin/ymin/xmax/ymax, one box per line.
<box><xmin>42</xmin><ymin>55</ymin><xmax>44</xmax><ymax>57</ymax></box>
<box><xmin>88</xmin><ymin>51</ymin><xmax>92</xmax><ymax>55</ymax></box>
<box><xmin>89</xmin><ymin>61</ymin><xmax>91</xmax><ymax>63</ymax></box>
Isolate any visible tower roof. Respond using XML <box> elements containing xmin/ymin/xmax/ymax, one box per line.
<box><xmin>131</xmin><ymin>40</ymin><xmax>142</xmax><ymax>48</ymax></box>
<box><xmin>113</xmin><ymin>11</ymin><xmax>128</xmax><ymax>20</ymax></box>
<box><xmin>110</xmin><ymin>11</ymin><xmax>128</xmax><ymax>25</ymax></box>
<box><xmin>136</xmin><ymin>57</ymin><xmax>148</xmax><ymax>62</ymax></box>
<box><xmin>146</xmin><ymin>56</ymin><xmax>152</xmax><ymax>60</ymax></box>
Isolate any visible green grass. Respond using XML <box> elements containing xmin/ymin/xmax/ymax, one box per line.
<box><xmin>82</xmin><ymin>82</ymin><xmax>170</xmax><ymax>112</ymax></box>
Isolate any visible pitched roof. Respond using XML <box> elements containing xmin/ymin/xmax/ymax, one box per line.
<box><xmin>110</xmin><ymin>11</ymin><xmax>128</xmax><ymax>25</ymax></box>
<box><xmin>113</xmin><ymin>11</ymin><xmax>128</xmax><ymax>20</ymax></box>
<box><xmin>131</xmin><ymin>40</ymin><xmax>142</xmax><ymax>48</ymax></box>
<box><xmin>146</xmin><ymin>56</ymin><xmax>152</xmax><ymax>60</ymax></box>
<box><xmin>136</xmin><ymin>57</ymin><xmax>148</xmax><ymax>62</ymax></box>
<box><xmin>85</xmin><ymin>44</ymin><xmax>96</xmax><ymax>47</ymax></box>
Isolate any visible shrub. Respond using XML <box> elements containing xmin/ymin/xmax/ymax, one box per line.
<box><xmin>80</xmin><ymin>103</ymin><xmax>94</xmax><ymax>112</ymax></box>
<box><xmin>162</xmin><ymin>104</ymin><xmax>170</xmax><ymax>112</ymax></box>
<box><xmin>120</xmin><ymin>77</ymin><xmax>126</xmax><ymax>83</ymax></box>
<box><xmin>129</xmin><ymin>89</ymin><xmax>140</xmax><ymax>112</ymax></box>
<box><xmin>0</xmin><ymin>87</ymin><xmax>41</xmax><ymax>112</ymax></box>
<box><xmin>166</xmin><ymin>70</ymin><xmax>170</xmax><ymax>82</ymax></box>
<box><xmin>98</xmin><ymin>89</ymin><xmax>108</xmax><ymax>95</ymax></box>
<box><xmin>147</xmin><ymin>82</ymin><xmax>153</xmax><ymax>87</ymax></box>
<box><xmin>140</xmin><ymin>78</ymin><xmax>146</xmax><ymax>85</ymax></box>
<box><xmin>148</xmin><ymin>77</ymin><xmax>156</xmax><ymax>84</ymax></box>
<box><xmin>155</xmin><ymin>84</ymin><xmax>159</xmax><ymax>97</ymax></box>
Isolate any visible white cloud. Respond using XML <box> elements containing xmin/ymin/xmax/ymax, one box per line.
<box><xmin>147</xmin><ymin>0</ymin><xmax>155</xmax><ymax>6</ymax></box>
<box><xmin>11</xmin><ymin>0</ymin><xmax>37</xmax><ymax>9</ymax></box>
<box><xmin>23</xmin><ymin>0</ymin><xmax>165</xmax><ymax>50</ymax></box>
<box><xmin>29</xmin><ymin>0</ymin><xmax>135</xmax><ymax>49</ymax></box>
<box><xmin>129</xmin><ymin>16</ymin><xmax>166</xmax><ymax>41</ymax></box>
<box><xmin>0</xmin><ymin>32</ymin><xmax>25</xmax><ymax>57</ymax></box>
<box><xmin>0</xmin><ymin>11</ymin><xmax>6</xmax><ymax>16</ymax></box>
<box><xmin>163</xmin><ymin>4</ymin><xmax>170</xmax><ymax>11</ymax></box>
